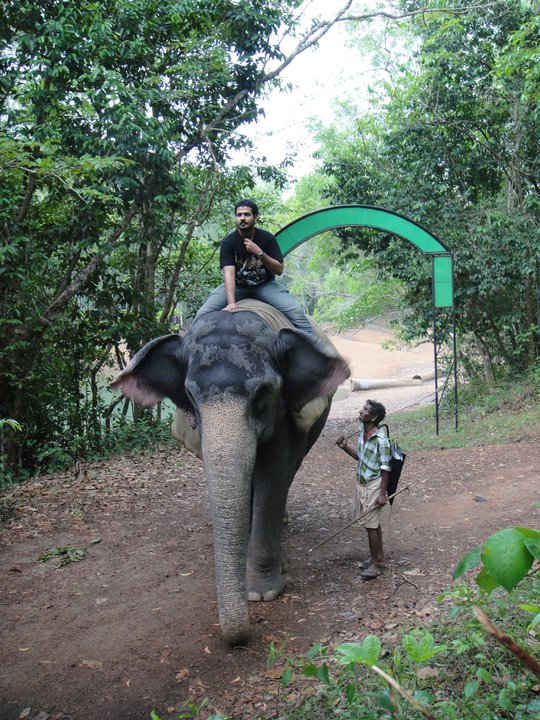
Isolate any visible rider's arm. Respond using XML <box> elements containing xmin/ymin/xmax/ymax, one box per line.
<box><xmin>223</xmin><ymin>265</ymin><xmax>236</xmax><ymax>308</ymax></box>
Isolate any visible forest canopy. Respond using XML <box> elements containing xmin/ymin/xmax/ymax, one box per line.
<box><xmin>315</xmin><ymin>0</ymin><xmax>539</xmax><ymax>374</ymax></box>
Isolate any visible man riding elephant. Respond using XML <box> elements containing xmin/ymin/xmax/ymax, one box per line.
<box><xmin>195</xmin><ymin>199</ymin><xmax>313</xmax><ymax>334</ymax></box>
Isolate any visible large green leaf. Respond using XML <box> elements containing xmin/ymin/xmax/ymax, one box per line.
<box><xmin>335</xmin><ymin>636</ymin><xmax>381</xmax><ymax>666</ymax></box>
<box><xmin>515</xmin><ymin>527</ymin><xmax>540</xmax><ymax>540</ymax></box>
<box><xmin>475</xmin><ymin>566</ymin><xmax>499</xmax><ymax>593</ymax></box>
<box><xmin>481</xmin><ymin>528</ymin><xmax>535</xmax><ymax>591</ymax></box>
<box><xmin>525</xmin><ymin>538</ymin><xmax>540</xmax><ymax>560</ymax></box>
<box><xmin>453</xmin><ymin>544</ymin><xmax>482</xmax><ymax>579</ymax></box>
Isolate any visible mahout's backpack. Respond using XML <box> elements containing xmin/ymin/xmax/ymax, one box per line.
<box><xmin>380</xmin><ymin>424</ymin><xmax>406</xmax><ymax>505</ymax></box>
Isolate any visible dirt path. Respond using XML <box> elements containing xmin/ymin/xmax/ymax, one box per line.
<box><xmin>1</xmin><ymin>327</ymin><xmax>538</xmax><ymax>720</ymax></box>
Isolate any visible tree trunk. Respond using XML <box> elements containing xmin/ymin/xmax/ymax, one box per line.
<box><xmin>475</xmin><ymin>335</ymin><xmax>495</xmax><ymax>390</ymax></box>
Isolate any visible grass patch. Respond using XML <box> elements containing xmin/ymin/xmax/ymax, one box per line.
<box><xmin>263</xmin><ymin>574</ymin><xmax>540</xmax><ymax>720</ymax></box>
<box><xmin>389</xmin><ymin>379</ymin><xmax>540</xmax><ymax>452</ymax></box>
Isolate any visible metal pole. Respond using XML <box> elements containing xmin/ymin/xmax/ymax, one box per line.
<box><xmin>432</xmin><ymin>258</ymin><xmax>440</xmax><ymax>435</ymax></box>
<box><xmin>453</xmin><ymin>307</ymin><xmax>458</xmax><ymax>430</ymax></box>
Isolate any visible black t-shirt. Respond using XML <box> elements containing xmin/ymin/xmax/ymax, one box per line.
<box><xmin>219</xmin><ymin>228</ymin><xmax>284</xmax><ymax>288</ymax></box>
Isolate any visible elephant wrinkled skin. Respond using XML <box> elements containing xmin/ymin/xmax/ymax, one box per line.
<box><xmin>112</xmin><ymin>301</ymin><xmax>350</xmax><ymax>645</ymax></box>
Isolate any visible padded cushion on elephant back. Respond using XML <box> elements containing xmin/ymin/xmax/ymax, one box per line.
<box><xmin>231</xmin><ymin>299</ymin><xmax>336</xmax><ymax>353</ymax></box>
<box><xmin>230</xmin><ymin>298</ymin><xmax>294</xmax><ymax>332</ymax></box>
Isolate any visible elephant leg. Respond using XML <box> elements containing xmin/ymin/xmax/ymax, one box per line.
<box><xmin>247</xmin><ymin>459</ymin><xmax>292</xmax><ymax>602</ymax></box>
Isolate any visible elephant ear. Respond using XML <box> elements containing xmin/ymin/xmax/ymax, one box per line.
<box><xmin>278</xmin><ymin>328</ymin><xmax>350</xmax><ymax>412</ymax></box>
<box><xmin>111</xmin><ymin>334</ymin><xmax>192</xmax><ymax>413</ymax></box>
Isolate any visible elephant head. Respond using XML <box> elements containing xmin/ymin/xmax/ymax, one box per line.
<box><xmin>112</xmin><ymin>306</ymin><xmax>349</xmax><ymax>644</ymax></box>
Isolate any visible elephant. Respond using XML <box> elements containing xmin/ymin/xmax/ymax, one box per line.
<box><xmin>111</xmin><ymin>300</ymin><xmax>350</xmax><ymax>645</ymax></box>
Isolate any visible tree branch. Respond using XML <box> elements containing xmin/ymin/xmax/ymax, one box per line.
<box><xmin>14</xmin><ymin>168</ymin><xmax>37</xmax><ymax>226</ymax></box>
<box><xmin>42</xmin><ymin>201</ymin><xmax>139</xmax><ymax>322</ymax></box>
<box><xmin>473</xmin><ymin>605</ymin><xmax>540</xmax><ymax>679</ymax></box>
<box><xmin>177</xmin><ymin>1</ymin><xmax>354</xmax><ymax>159</ymax></box>
<box><xmin>159</xmin><ymin>173</ymin><xmax>218</xmax><ymax>324</ymax></box>
<box><xmin>345</xmin><ymin>2</ymin><xmax>498</xmax><ymax>22</ymax></box>
<box><xmin>177</xmin><ymin>1</ymin><xmax>499</xmax><ymax>161</ymax></box>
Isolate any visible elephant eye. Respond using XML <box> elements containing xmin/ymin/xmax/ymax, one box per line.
<box><xmin>252</xmin><ymin>380</ymin><xmax>277</xmax><ymax>411</ymax></box>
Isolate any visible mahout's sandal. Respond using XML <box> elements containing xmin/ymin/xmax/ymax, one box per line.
<box><xmin>361</xmin><ymin>559</ymin><xmax>387</xmax><ymax>570</ymax></box>
<box><xmin>361</xmin><ymin>571</ymin><xmax>380</xmax><ymax>580</ymax></box>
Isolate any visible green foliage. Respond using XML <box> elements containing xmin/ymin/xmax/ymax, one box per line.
<box><xmin>250</xmin><ymin>176</ymin><xmax>405</xmax><ymax>330</ymax></box>
<box><xmin>0</xmin><ymin>0</ymin><xmax>303</xmax><ymax>479</ymax></box>
<box><xmin>519</xmin><ymin>602</ymin><xmax>540</xmax><ymax>633</ymax></box>
<box><xmin>387</xmin><ymin>376</ymin><xmax>540</xmax><ymax>452</ymax></box>
<box><xmin>38</xmin><ymin>546</ymin><xmax>86</xmax><ymax>567</ymax></box>
<box><xmin>532</xmin><ymin>359</ymin><xmax>540</xmax><ymax>399</ymax></box>
<box><xmin>335</xmin><ymin>636</ymin><xmax>382</xmax><ymax>667</ymax></box>
<box><xmin>316</xmin><ymin>1</ymin><xmax>540</xmax><ymax>377</ymax></box>
<box><xmin>37</xmin><ymin>538</ymin><xmax>101</xmax><ymax>568</ymax></box>
<box><xmin>286</xmin><ymin>238</ymin><xmax>404</xmax><ymax>330</ymax></box>
<box><xmin>0</xmin><ymin>410</ymin><xmax>177</xmax><ymax>487</ymax></box>
<box><xmin>0</xmin><ymin>419</ymin><xmax>24</xmax><ymax>487</ymax></box>
<box><xmin>150</xmin><ymin>699</ymin><xmax>230</xmax><ymax>720</ymax></box>
<box><xmin>262</xmin><ymin>570</ymin><xmax>540</xmax><ymax>720</ymax></box>
<box><xmin>454</xmin><ymin>527</ymin><xmax>540</xmax><ymax>593</ymax></box>
<box><xmin>0</xmin><ymin>419</ymin><xmax>22</xmax><ymax>433</ymax></box>
<box><xmin>401</xmin><ymin>630</ymin><xmax>447</xmax><ymax>664</ymax></box>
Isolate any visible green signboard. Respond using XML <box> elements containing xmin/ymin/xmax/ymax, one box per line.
<box><xmin>433</xmin><ymin>255</ymin><xmax>454</xmax><ymax>309</ymax></box>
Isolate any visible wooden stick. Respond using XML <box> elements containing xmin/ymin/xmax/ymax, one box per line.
<box><xmin>309</xmin><ymin>484</ymin><xmax>410</xmax><ymax>552</ymax></box>
<box><xmin>370</xmin><ymin>665</ymin><xmax>437</xmax><ymax>720</ymax></box>
<box><xmin>385</xmin><ymin>575</ymin><xmax>420</xmax><ymax>600</ymax></box>
<box><xmin>473</xmin><ymin>606</ymin><xmax>540</xmax><ymax>679</ymax></box>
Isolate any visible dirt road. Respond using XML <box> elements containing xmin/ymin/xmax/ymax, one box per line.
<box><xmin>1</xmin><ymin>325</ymin><xmax>538</xmax><ymax>720</ymax></box>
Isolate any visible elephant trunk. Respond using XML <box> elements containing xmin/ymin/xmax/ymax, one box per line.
<box><xmin>200</xmin><ymin>400</ymin><xmax>256</xmax><ymax>645</ymax></box>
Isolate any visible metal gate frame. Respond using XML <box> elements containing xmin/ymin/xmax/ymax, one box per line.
<box><xmin>275</xmin><ymin>205</ymin><xmax>458</xmax><ymax>433</ymax></box>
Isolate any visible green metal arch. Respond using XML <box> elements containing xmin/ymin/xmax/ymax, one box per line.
<box><xmin>275</xmin><ymin>205</ymin><xmax>454</xmax><ymax>308</ymax></box>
